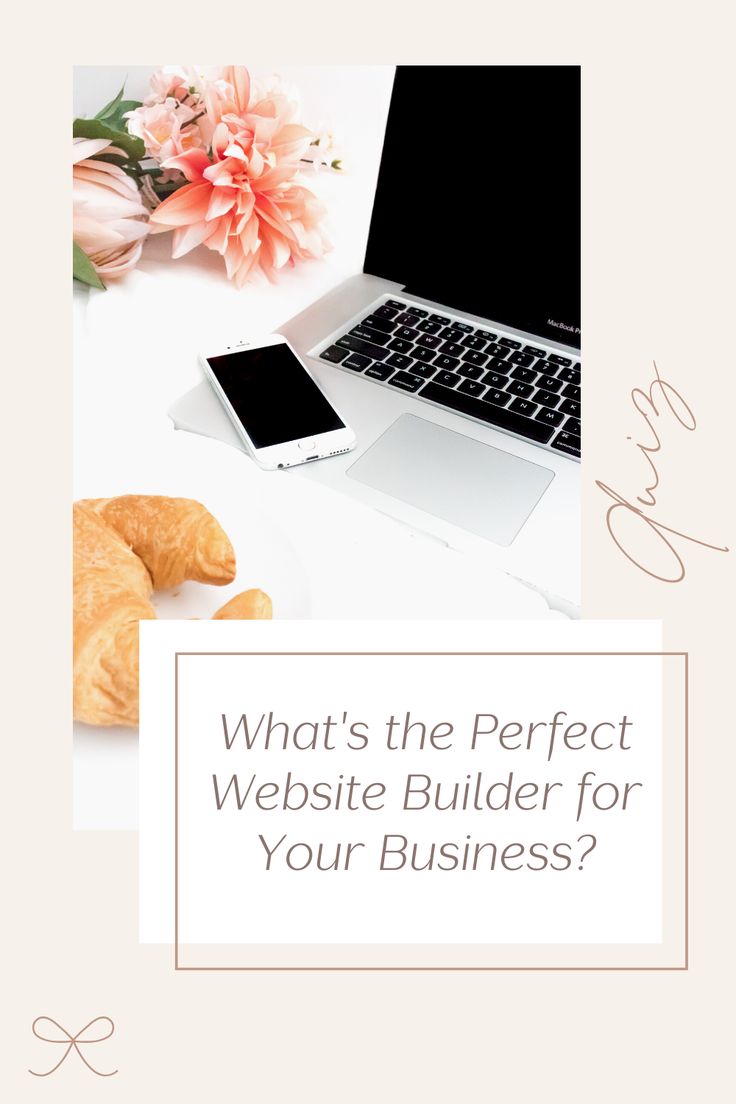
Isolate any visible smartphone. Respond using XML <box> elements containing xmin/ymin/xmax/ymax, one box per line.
<box><xmin>200</xmin><ymin>335</ymin><xmax>356</xmax><ymax>470</ymax></box>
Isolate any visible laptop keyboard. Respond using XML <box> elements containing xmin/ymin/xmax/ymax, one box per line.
<box><xmin>316</xmin><ymin>298</ymin><xmax>580</xmax><ymax>459</ymax></box>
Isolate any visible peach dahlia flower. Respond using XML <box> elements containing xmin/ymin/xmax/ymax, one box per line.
<box><xmin>148</xmin><ymin>67</ymin><xmax>330</xmax><ymax>286</ymax></box>
<box><xmin>73</xmin><ymin>138</ymin><xmax>149</xmax><ymax>279</ymax></box>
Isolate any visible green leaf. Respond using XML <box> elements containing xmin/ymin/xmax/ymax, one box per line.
<box><xmin>100</xmin><ymin>100</ymin><xmax>142</xmax><ymax>130</ymax></box>
<box><xmin>89</xmin><ymin>152</ymin><xmax>130</xmax><ymax>168</ymax></box>
<box><xmin>73</xmin><ymin>117</ymin><xmax>144</xmax><ymax>163</ymax></box>
<box><xmin>73</xmin><ymin>242</ymin><xmax>106</xmax><ymax>290</ymax></box>
<box><xmin>102</xmin><ymin>101</ymin><xmax>142</xmax><ymax>129</ymax></box>
<box><xmin>95</xmin><ymin>83</ymin><xmax>126</xmax><ymax>121</ymax></box>
<box><xmin>94</xmin><ymin>83</ymin><xmax>142</xmax><ymax>131</ymax></box>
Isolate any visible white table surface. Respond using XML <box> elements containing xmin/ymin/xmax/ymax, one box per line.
<box><xmin>73</xmin><ymin>66</ymin><xmax>564</xmax><ymax>830</ymax></box>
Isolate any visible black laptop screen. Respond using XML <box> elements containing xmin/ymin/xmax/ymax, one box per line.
<box><xmin>363</xmin><ymin>66</ymin><xmax>581</xmax><ymax>349</ymax></box>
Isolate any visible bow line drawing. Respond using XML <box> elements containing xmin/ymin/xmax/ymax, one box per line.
<box><xmin>28</xmin><ymin>1015</ymin><xmax>118</xmax><ymax>1077</ymax></box>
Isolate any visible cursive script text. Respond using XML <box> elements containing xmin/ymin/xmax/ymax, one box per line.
<box><xmin>596</xmin><ymin>361</ymin><xmax>728</xmax><ymax>582</ymax></box>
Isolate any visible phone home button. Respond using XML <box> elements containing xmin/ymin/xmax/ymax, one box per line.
<box><xmin>298</xmin><ymin>439</ymin><xmax>318</xmax><ymax>451</ymax></box>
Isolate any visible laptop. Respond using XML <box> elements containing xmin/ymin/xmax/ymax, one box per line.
<box><xmin>171</xmin><ymin>66</ymin><xmax>581</xmax><ymax>610</ymax></box>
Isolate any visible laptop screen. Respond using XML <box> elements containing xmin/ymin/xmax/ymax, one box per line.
<box><xmin>363</xmin><ymin>66</ymin><xmax>581</xmax><ymax>350</ymax></box>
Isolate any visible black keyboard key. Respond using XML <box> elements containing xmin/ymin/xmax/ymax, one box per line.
<box><xmin>558</xmin><ymin>366</ymin><xmax>581</xmax><ymax>384</ymax></box>
<box><xmin>461</xmin><ymin>334</ymin><xmax>487</xmax><ymax>351</ymax></box>
<box><xmin>537</xmin><ymin>373</ymin><xmax>562</xmax><ymax>393</ymax></box>
<box><xmin>343</xmin><ymin>353</ymin><xmax>370</xmax><ymax>371</ymax></box>
<box><xmin>417</xmin><ymin>320</ymin><xmax>442</xmax><ymax>335</ymax></box>
<box><xmin>320</xmin><ymin>344</ymin><xmax>350</xmax><ymax>364</ymax></box>
<box><xmin>483</xmin><ymin>388</ymin><xmax>511</xmax><ymax>407</ymax></box>
<box><xmin>510</xmin><ymin>366</ymin><xmax>538</xmax><ymax>383</ymax></box>
<box><xmin>564</xmin><ymin>417</ymin><xmax>581</xmax><ymax>435</ymax></box>
<box><xmin>456</xmin><ymin>362</ymin><xmax>484</xmax><ymax>380</ymax></box>
<box><xmin>548</xmin><ymin>354</ymin><xmax>572</xmax><ymax>366</ymax></box>
<box><xmin>352</xmin><ymin>325</ymin><xmax>390</xmax><ymax>345</ymax></box>
<box><xmin>509</xmin><ymin>397</ymin><xmax>538</xmax><ymax>418</ymax></box>
<box><xmin>386</xmin><ymin>351</ymin><xmax>414</xmax><ymax>370</ymax></box>
<box><xmin>429</xmin><ymin>313</ymin><xmax>450</xmax><ymax>324</ymax></box>
<box><xmin>363</xmin><ymin>314</ymin><xmax>396</xmax><ymax>334</ymax></box>
<box><xmin>475</xmin><ymin>329</ymin><xmax>497</xmax><ymax>341</ymax></box>
<box><xmin>374</xmin><ymin>304</ymin><xmax>398</xmax><ymax>320</ymax></box>
<box><xmin>534</xmin><ymin>389</ymin><xmax>560</xmax><ymax>408</ymax></box>
<box><xmin>551</xmin><ymin>431</ymin><xmax>581</xmax><ymax>457</ymax></box>
<box><xmin>523</xmin><ymin>345</ymin><xmax>547</xmax><ymax>358</ymax></box>
<box><xmin>413</xmin><ymin>346</ymin><xmax>437</xmax><ymax>363</ymax></box>
<box><xmin>508</xmin><ymin>351</ymin><xmax>535</xmax><ymax>367</ymax></box>
<box><xmin>420</xmin><ymin>381</ymin><xmax>554</xmax><ymax>443</ymax></box>
<box><xmin>365</xmin><ymin>363</ymin><xmax>394</xmax><ymax>381</ymax></box>
<box><xmin>458</xmin><ymin>379</ymin><xmax>485</xmax><ymax>397</ymax></box>
<box><xmin>388</xmin><ymin>337</ymin><xmax>414</xmax><ymax>354</ymax></box>
<box><xmin>395</xmin><ymin>326</ymin><xmax>420</xmax><ymax>342</ymax></box>
<box><xmin>558</xmin><ymin>398</ymin><xmax>580</xmax><ymax>417</ymax></box>
<box><xmin>461</xmin><ymin>349</ymin><xmax>489</xmax><ymax>368</ymax></box>
<box><xmin>406</xmin><ymin>361</ymin><xmax>436</xmax><ymax>379</ymax></box>
<box><xmin>562</xmin><ymin>383</ymin><xmax>581</xmax><ymax>401</ymax></box>
<box><xmin>487</xmin><ymin>356</ymin><xmax>511</xmax><ymax>374</ymax></box>
<box><xmin>441</xmin><ymin>327</ymin><xmax>468</xmax><ymax>342</ymax></box>
<box><xmin>535</xmin><ymin>407</ymin><xmax>565</xmax><ymax>427</ymax></box>
<box><xmin>434</xmin><ymin>370</ymin><xmax>461</xmax><ymax>388</ymax></box>
<box><xmin>336</xmin><ymin>333</ymin><xmax>389</xmax><ymax>360</ymax></box>
<box><xmin>499</xmin><ymin>337</ymin><xmax>522</xmax><ymax>349</ymax></box>
<box><xmin>408</xmin><ymin>307</ymin><xmax>428</xmax><ymax>318</ymax></box>
<box><xmin>440</xmin><ymin>341</ymin><xmax>465</xmax><ymax>357</ymax></box>
<box><xmin>396</xmin><ymin>312</ymin><xmax>421</xmax><ymax>327</ymax></box>
<box><xmin>388</xmin><ymin>370</ymin><xmax>424</xmax><ymax>393</ymax></box>
<box><xmin>417</xmin><ymin>333</ymin><xmax>442</xmax><ymax>350</ymax></box>
<box><xmin>482</xmin><ymin>371</ymin><xmax>508</xmax><ymax>389</ymax></box>
<box><xmin>506</xmin><ymin>380</ymin><xmax>534</xmax><ymax>397</ymax></box>
<box><xmin>486</xmin><ymin>343</ymin><xmax>510</xmax><ymax>358</ymax></box>
<box><xmin>385</xmin><ymin>299</ymin><xmax>406</xmax><ymax>310</ymax></box>
<box><xmin>435</xmin><ymin>354</ymin><xmax>460</xmax><ymax>371</ymax></box>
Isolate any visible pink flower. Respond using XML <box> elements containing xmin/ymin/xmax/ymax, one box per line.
<box><xmin>125</xmin><ymin>98</ymin><xmax>202</xmax><ymax>165</ymax></box>
<box><xmin>145</xmin><ymin>66</ymin><xmax>192</xmax><ymax>105</ymax></box>
<box><xmin>149</xmin><ymin>68</ymin><xmax>330</xmax><ymax>286</ymax></box>
<box><xmin>73</xmin><ymin>138</ymin><xmax>149</xmax><ymax>279</ymax></box>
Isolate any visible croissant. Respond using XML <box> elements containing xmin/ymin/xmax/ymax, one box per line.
<box><xmin>80</xmin><ymin>495</ymin><xmax>236</xmax><ymax>588</ymax></box>
<box><xmin>212</xmin><ymin>589</ymin><xmax>273</xmax><ymax>620</ymax></box>
<box><xmin>73</xmin><ymin>495</ymin><xmax>270</xmax><ymax>727</ymax></box>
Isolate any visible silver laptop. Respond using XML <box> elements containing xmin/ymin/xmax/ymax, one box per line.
<box><xmin>172</xmin><ymin>66</ymin><xmax>581</xmax><ymax>610</ymax></box>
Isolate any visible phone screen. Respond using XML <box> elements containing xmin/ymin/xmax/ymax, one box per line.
<box><xmin>206</xmin><ymin>344</ymin><xmax>345</xmax><ymax>449</ymax></box>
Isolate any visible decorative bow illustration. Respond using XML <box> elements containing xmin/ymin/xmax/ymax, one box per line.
<box><xmin>28</xmin><ymin>1016</ymin><xmax>118</xmax><ymax>1077</ymax></box>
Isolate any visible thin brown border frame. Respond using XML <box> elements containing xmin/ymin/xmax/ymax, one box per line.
<box><xmin>173</xmin><ymin>650</ymin><xmax>689</xmax><ymax>972</ymax></box>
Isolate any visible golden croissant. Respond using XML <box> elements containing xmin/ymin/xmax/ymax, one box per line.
<box><xmin>73</xmin><ymin>495</ymin><xmax>271</xmax><ymax>727</ymax></box>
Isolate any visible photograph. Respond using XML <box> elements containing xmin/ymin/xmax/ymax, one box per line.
<box><xmin>73</xmin><ymin>64</ymin><xmax>581</xmax><ymax>827</ymax></box>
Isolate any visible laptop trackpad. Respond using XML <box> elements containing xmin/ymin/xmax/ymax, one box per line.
<box><xmin>347</xmin><ymin>414</ymin><xmax>554</xmax><ymax>547</ymax></box>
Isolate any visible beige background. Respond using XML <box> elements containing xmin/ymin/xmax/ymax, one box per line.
<box><xmin>3</xmin><ymin>1</ymin><xmax>735</xmax><ymax>1098</ymax></box>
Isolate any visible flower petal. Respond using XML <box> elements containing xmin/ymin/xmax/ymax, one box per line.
<box><xmin>204</xmin><ymin>213</ymin><xmax>234</xmax><ymax>254</ymax></box>
<box><xmin>149</xmin><ymin>182</ymin><xmax>212</xmax><ymax>227</ymax></box>
<box><xmin>161</xmin><ymin>148</ymin><xmax>211</xmax><ymax>183</ymax></box>
<box><xmin>206</xmin><ymin>187</ymin><xmax>236</xmax><ymax>220</ymax></box>
<box><xmin>223</xmin><ymin>239</ymin><xmax>246</xmax><ymax>280</ymax></box>
<box><xmin>72</xmin><ymin>137</ymin><xmax>112</xmax><ymax>164</ymax></box>
<box><xmin>222</xmin><ymin>66</ymin><xmax>251</xmax><ymax>115</ymax></box>
<box><xmin>233</xmin><ymin>249</ymin><xmax>259</xmax><ymax>288</ymax></box>
<box><xmin>251</xmin><ymin>164</ymin><xmax>298</xmax><ymax>192</ymax></box>
<box><xmin>94</xmin><ymin>240</ymin><xmax>145</xmax><ymax>277</ymax></box>
<box><xmin>253</xmin><ymin>195</ymin><xmax>297</xmax><ymax>242</ymax></box>
<box><xmin>172</xmin><ymin>220</ymin><xmax>213</xmax><ymax>258</ymax></box>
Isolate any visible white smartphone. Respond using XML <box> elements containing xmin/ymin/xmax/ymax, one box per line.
<box><xmin>200</xmin><ymin>335</ymin><xmax>356</xmax><ymax>470</ymax></box>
